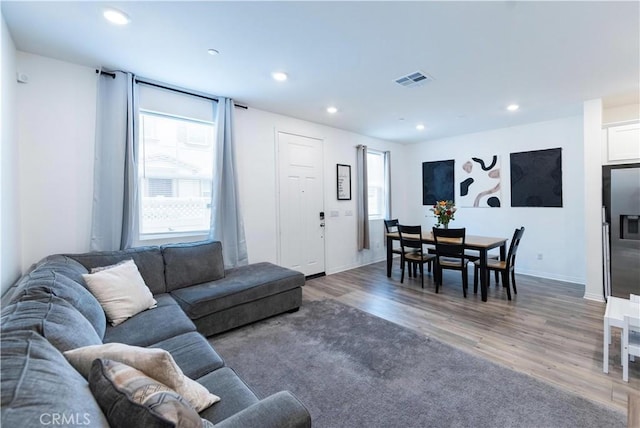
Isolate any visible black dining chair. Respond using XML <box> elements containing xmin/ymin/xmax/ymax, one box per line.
<box><xmin>432</xmin><ymin>227</ymin><xmax>468</xmax><ymax>297</ymax></box>
<box><xmin>385</xmin><ymin>219</ymin><xmax>422</xmax><ymax>277</ymax></box>
<box><xmin>464</xmin><ymin>250</ymin><xmax>499</xmax><ymax>285</ymax></box>
<box><xmin>384</xmin><ymin>219</ymin><xmax>405</xmax><ymax>274</ymax></box>
<box><xmin>473</xmin><ymin>227</ymin><xmax>525</xmax><ymax>300</ymax></box>
<box><xmin>397</xmin><ymin>225</ymin><xmax>436</xmax><ymax>289</ymax></box>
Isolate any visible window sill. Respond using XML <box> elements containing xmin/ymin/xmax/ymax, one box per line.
<box><xmin>139</xmin><ymin>231</ymin><xmax>209</xmax><ymax>242</ymax></box>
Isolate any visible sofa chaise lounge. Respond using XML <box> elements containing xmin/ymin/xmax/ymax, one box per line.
<box><xmin>1</xmin><ymin>240</ymin><xmax>310</xmax><ymax>427</ymax></box>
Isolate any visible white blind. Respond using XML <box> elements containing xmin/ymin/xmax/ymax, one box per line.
<box><xmin>138</xmin><ymin>83</ymin><xmax>215</xmax><ymax>122</ymax></box>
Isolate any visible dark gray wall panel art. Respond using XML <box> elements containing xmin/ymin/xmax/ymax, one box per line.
<box><xmin>422</xmin><ymin>160</ymin><xmax>454</xmax><ymax>205</ymax></box>
<box><xmin>510</xmin><ymin>148</ymin><xmax>563</xmax><ymax>207</ymax></box>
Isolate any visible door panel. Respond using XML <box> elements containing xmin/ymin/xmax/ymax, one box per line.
<box><xmin>278</xmin><ymin>132</ymin><xmax>325</xmax><ymax>276</ymax></box>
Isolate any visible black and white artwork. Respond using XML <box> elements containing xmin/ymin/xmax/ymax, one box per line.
<box><xmin>458</xmin><ymin>155</ymin><xmax>501</xmax><ymax>207</ymax></box>
<box><xmin>337</xmin><ymin>164</ymin><xmax>351</xmax><ymax>200</ymax></box>
<box><xmin>422</xmin><ymin>160</ymin><xmax>454</xmax><ymax>205</ymax></box>
<box><xmin>510</xmin><ymin>148</ymin><xmax>563</xmax><ymax>207</ymax></box>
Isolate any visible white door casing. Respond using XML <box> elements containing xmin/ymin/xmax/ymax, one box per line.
<box><xmin>277</xmin><ymin>131</ymin><xmax>325</xmax><ymax>276</ymax></box>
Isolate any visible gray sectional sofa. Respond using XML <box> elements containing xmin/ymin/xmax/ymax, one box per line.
<box><xmin>1</xmin><ymin>240</ymin><xmax>310</xmax><ymax>427</ymax></box>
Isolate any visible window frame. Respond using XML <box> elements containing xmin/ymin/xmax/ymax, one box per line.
<box><xmin>137</xmin><ymin>109</ymin><xmax>216</xmax><ymax>241</ymax></box>
<box><xmin>366</xmin><ymin>149</ymin><xmax>388</xmax><ymax>220</ymax></box>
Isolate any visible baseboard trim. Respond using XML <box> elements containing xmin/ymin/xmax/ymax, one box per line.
<box><xmin>306</xmin><ymin>272</ymin><xmax>326</xmax><ymax>280</ymax></box>
<box><xmin>515</xmin><ymin>268</ymin><xmax>585</xmax><ymax>285</ymax></box>
<box><xmin>583</xmin><ymin>292</ymin><xmax>605</xmax><ymax>302</ymax></box>
<box><xmin>326</xmin><ymin>256</ymin><xmax>387</xmax><ymax>276</ymax></box>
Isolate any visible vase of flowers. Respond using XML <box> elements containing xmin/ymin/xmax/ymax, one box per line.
<box><xmin>430</xmin><ymin>200</ymin><xmax>456</xmax><ymax>228</ymax></box>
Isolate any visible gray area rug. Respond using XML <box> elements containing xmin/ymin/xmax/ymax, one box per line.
<box><xmin>210</xmin><ymin>300</ymin><xmax>625</xmax><ymax>428</ymax></box>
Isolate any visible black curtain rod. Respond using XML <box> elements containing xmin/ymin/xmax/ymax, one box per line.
<box><xmin>136</xmin><ymin>78</ymin><xmax>218</xmax><ymax>102</ymax></box>
<box><xmin>135</xmin><ymin>78</ymin><xmax>248</xmax><ymax>110</ymax></box>
<box><xmin>96</xmin><ymin>69</ymin><xmax>247</xmax><ymax>109</ymax></box>
<box><xmin>96</xmin><ymin>69</ymin><xmax>116</xmax><ymax>79</ymax></box>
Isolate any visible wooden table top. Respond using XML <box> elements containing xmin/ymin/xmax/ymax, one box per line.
<box><xmin>386</xmin><ymin>231</ymin><xmax>507</xmax><ymax>250</ymax></box>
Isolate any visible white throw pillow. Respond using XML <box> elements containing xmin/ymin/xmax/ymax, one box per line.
<box><xmin>64</xmin><ymin>343</ymin><xmax>220</xmax><ymax>412</ymax></box>
<box><xmin>82</xmin><ymin>259</ymin><xmax>157</xmax><ymax>326</ymax></box>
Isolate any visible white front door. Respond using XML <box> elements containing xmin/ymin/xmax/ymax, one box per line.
<box><xmin>277</xmin><ymin>131</ymin><xmax>325</xmax><ymax>276</ymax></box>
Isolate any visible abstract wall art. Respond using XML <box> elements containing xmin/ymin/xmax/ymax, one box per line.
<box><xmin>422</xmin><ymin>160</ymin><xmax>454</xmax><ymax>205</ymax></box>
<box><xmin>458</xmin><ymin>155</ymin><xmax>501</xmax><ymax>207</ymax></box>
<box><xmin>510</xmin><ymin>148</ymin><xmax>563</xmax><ymax>207</ymax></box>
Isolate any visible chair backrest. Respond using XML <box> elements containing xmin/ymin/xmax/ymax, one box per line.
<box><xmin>384</xmin><ymin>219</ymin><xmax>399</xmax><ymax>233</ymax></box>
<box><xmin>432</xmin><ymin>227</ymin><xmax>466</xmax><ymax>259</ymax></box>
<box><xmin>504</xmin><ymin>227</ymin><xmax>525</xmax><ymax>269</ymax></box>
<box><xmin>397</xmin><ymin>225</ymin><xmax>423</xmax><ymax>254</ymax></box>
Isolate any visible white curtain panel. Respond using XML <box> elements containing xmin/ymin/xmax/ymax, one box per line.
<box><xmin>356</xmin><ymin>145</ymin><xmax>370</xmax><ymax>250</ymax></box>
<box><xmin>384</xmin><ymin>150</ymin><xmax>392</xmax><ymax>220</ymax></box>
<box><xmin>209</xmin><ymin>98</ymin><xmax>249</xmax><ymax>268</ymax></box>
<box><xmin>90</xmin><ymin>71</ymin><xmax>139</xmax><ymax>251</ymax></box>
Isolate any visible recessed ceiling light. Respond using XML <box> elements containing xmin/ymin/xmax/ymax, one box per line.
<box><xmin>207</xmin><ymin>49</ymin><xmax>219</xmax><ymax>56</ymax></box>
<box><xmin>103</xmin><ymin>8</ymin><xmax>130</xmax><ymax>25</ymax></box>
<box><xmin>416</xmin><ymin>124</ymin><xmax>425</xmax><ymax>131</ymax></box>
<box><xmin>327</xmin><ymin>106</ymin><xmax>338</xmax><ymax>114</ymax></box>
<box><xmin>507</xmin><ymin>104</ymin><xmax>520</xmax><ymax>112</ymax></box>
<box><xmin>271</xmin><ymin>71</ymin><xmax>288</xmax><ymax>82</ymax></box>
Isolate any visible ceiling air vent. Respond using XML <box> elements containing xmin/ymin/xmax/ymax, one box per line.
<box><xmin>394</xmin><ymin>71</ymin><xmax>433</xmax><ymax>88</ymax></box>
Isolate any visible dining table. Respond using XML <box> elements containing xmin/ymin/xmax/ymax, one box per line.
<box><xmin>385</xmin><ymin>231</ymin><xmax>508</xmax><ymax>302</ymax></box>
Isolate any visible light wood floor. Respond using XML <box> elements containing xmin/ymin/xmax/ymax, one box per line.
<box><xmin>303</xmin><ymin>260</ymin><xmax>640</xmax><ymax>415</ymax></box>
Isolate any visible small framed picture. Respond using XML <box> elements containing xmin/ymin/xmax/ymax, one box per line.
<box><xmin>337</xmin><ymin>164</ymin><xmax>351</xmax><ymax>200</ymax></box>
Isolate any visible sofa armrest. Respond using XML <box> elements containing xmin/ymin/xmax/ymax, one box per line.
<box><xmin>211</xmin><ymin>391</ymin><xmax>311</xmax><ymax>428</ymax></box>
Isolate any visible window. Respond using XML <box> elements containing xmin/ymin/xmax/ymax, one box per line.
<box><xmin>367</xmin><ymin>150</ymin><xmax>387</xmax><ymax>219</ymax></box>
<box><xmin>137</xmin><ymin>84</ymin><xmax>216</xmax><ymax>238</ymax></box>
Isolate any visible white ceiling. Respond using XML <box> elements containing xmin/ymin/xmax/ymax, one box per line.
<box><xmin>3</xmin><ymin>1</ymin><xmax>639</xmax><ymax>143</ymax></box>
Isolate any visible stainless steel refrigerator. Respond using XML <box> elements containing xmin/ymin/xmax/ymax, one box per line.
<box><xmin>603</xmin><ymin>164</ymin><xmax>640</xmax><ymax>298</ymax></box>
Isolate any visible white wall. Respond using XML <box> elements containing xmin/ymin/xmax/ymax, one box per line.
<box><xmin>404</xmin><ymin>116</ymin><xmax>586</xmax><ymax>284</ymax></box>
<box><xmin>12</xmin><ymin>52</ymin><xmax>407</xmax><ymax>276</ymax></box>
<box><xmin>234</xmin><ymin>107</ymin><xmax>407</xmax><ymax>274</ymax></box>
<box><xmin>603</xmin><ymin>103</ymin><xmax>640</xmax><ymax>125</ymax></box>
<box><xmin>1</xmin><ymin>14</ymin><xmax>21</xmax><ymax>295</ymax></box>
<box><xmin>8</xmin><ymin>51</ymin><xmax>599</xmax><ymax>290</ymax></box>
<box><xmin>583</xmin><ymin>99</ymin><xmax>604</xmax><ymax>301</ymax></box>
<box><xmin>16</xmin><ymin>52</ymin><xmax>97</xmax><ymax>271</ymax></box>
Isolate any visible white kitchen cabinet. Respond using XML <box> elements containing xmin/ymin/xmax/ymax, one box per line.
<box><xmin>607</xmin><ymin>123</ymin><xmax>640</xmax><ymax>162</ymax></box>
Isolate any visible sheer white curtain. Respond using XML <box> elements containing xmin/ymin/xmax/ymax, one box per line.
<box><xmin>90</xmin><ymin>71</ymin><xmax>139</xmax><ymax>251</ymax></box>
<box><xmin>384</xmin><ymin>151</ymin><xmax>392</xmax><ymax>220</ymax></box>
<box><xmin>356</xmin><ymin>145</ymin><xmax>370</xmax><ymax>250</ymax></box>
<box><xmin>209</xmin><ymin>98</ymin><xmax>248</xmax><ymax>267</ymax></box>
<box><xmin>91</xmin><ymin>76</ymin><xmax>247</xmax><ymax>263</ymax></box>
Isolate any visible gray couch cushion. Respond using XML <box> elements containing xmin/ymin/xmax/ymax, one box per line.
<box><xmin>150</xmin><ymin>332</ymin><xmax>224</xmax><ymax>380</ymax></box>
<box><xmin>68</xmin><ymin>246</ymin><xmax>167</xmax><ymax>295</ymax></box>
<box><xmin>38</xmin><ymin>254</ymin><xmax>90</xmax><ymax>284</ymax></box>
<box><xmin>103</xmin><ymin>294</ymin><xmax>196</xmax><ymax>347</ymax></box>
<box><xmin>161</xmin><ymin>240</ymin><xmax>225</xmax><ymax>292</ymax></box>
<box><xmin>212</xmin><ymin>391</ymin><xmax>311</xmax><ymax>428</ymax></box>
<box><xmin>197</xmin><ymin>367</ymin><xmax>259</xmax><ymax>424</ymax></box>
<box><xmin>0</xmin><ymin>330</ymin><xmax>109</xmax><ymax>427</ymax></box>
<box><xmin>6</xmin><ymin>263</ymin><xmax>107</xmax><ymax>340</ymax></box>
<box><xmin>6</xmin><ymin>255</ymin><xmax>89</xmax><ymax>298</ymax></box>
<box><xmin>171</xmin><ymin>262</ymin><xmax>304</xmax><ymax>320</ymax></box>
<box><xmin>1</xmin><ymin>294</ymin><xmax>102</xmax><ymax>352</ymax></box>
